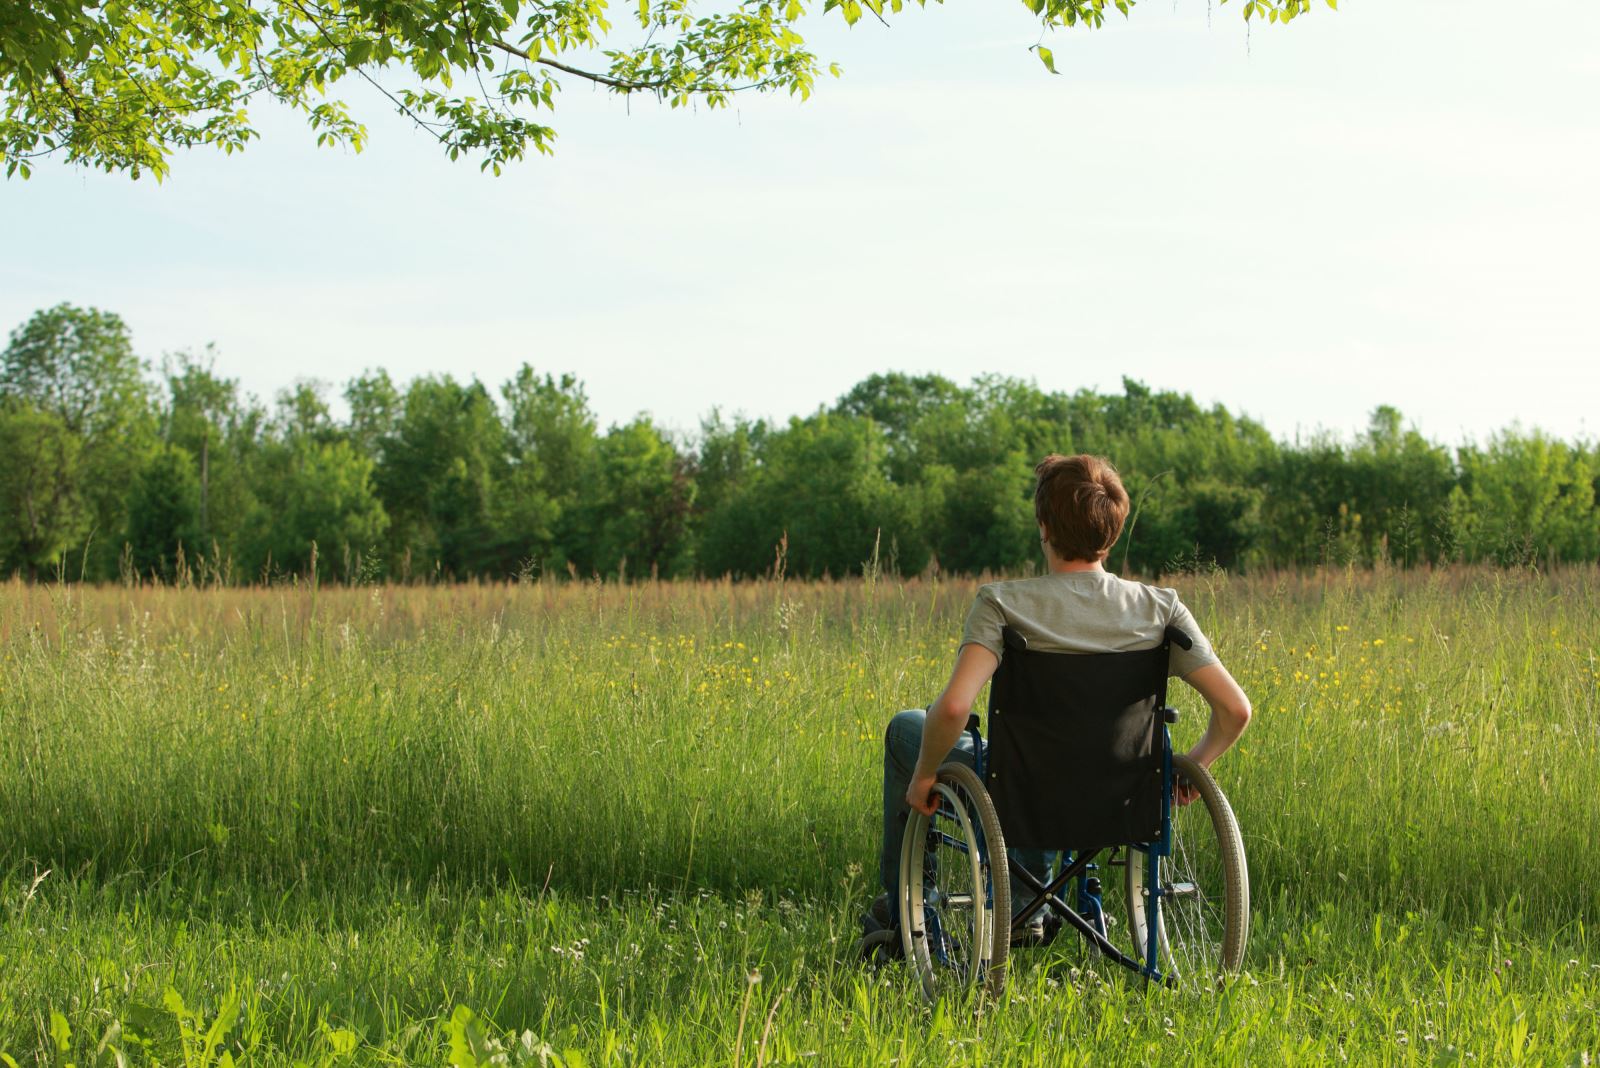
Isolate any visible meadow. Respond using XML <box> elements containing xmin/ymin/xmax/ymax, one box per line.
<box><xmin>1</xmin><ymin>567</ymin><xmax>1596</xmax><ymax>1065</ymax></box>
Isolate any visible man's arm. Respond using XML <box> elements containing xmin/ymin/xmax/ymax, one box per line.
<box><xmin>1177</xmin><ymin>663</ymin><xmax>1253</xmax><ymax>800</ymax></box>
<box><xmin>905</xmin><ymin>643</ymin><xmax>1001</xmax><ymax>817</ymax></box>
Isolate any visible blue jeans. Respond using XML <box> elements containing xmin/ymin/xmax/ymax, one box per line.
<box><xmin>879</xmin><ymin>708</ymin><xmax>1052</xmax><ymax>918</ymax></box>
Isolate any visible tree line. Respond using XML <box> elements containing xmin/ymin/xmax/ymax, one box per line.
<box><xmin>3</xmin><ymin>303</ymin><xmax>1596</xmax><ymax>584</ymax></box>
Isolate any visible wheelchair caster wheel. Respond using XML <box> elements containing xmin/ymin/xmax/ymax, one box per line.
<box><xmin>854</xmin><ymin>928</ymin><xmax>900</xmax><ymax>967</ymax></box>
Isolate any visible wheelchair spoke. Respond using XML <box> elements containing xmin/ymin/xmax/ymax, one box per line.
<box><xmin>1165</xmin><ymin>795</ymin><xmax>1227</xmax><ymax>979</ymax></box>
<box><xmin>1123</xmin><ymin>756</ymin><xmax>1249</xmax><ymax>984</ymax></box>
<box><xmin>899</xmin><ymin>764</ymin><xmax>1009</xmax><ymax>1003</ymax></box>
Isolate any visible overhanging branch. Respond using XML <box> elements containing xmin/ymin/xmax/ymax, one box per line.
<box><xmin>491</xmin><ymin>39</ymin><xmax>672</xmax><ymax>92</ymax></box>
<box><xmin>490</xmin><ymin>38</ymin><xmax>792</xmax><ymax>96</ymax></box>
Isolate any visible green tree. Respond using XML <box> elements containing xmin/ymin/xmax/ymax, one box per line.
<box><xmin>693</xmin><ymin>410</ymin><xmax>765</xmax><ymax>521</ymax></box>
<box><xmin>234</xmin><ymin>382</ymin><xmax>388</xmax><ymax>580</ymax></box>
<box><xmin>375</xmin><ymin>375</ymin><xmax>508</xmax><ymax>578</ymax></box>
<box><xmin>1140</xmin><ymin>480</ymin><xmax>1260</xmax><ymax>573</ymax></box>
<box><xmin>865</xmin><ymin>379</ymin><xmax>1045</xmax><ymax>574</ymax></box>
<box><xmin>499</xmin><ymin>366</ymin><xmax>598</xmax><ymax>574</ymax></box>
<box><xmin>571</xmin><ymin>418</ymin><xmax>694</xmax><ymax>578</ymax></box>
<box><xmin>1345</xmin><ymin>406</ymin><xmax>1455</xmax><ymax>567</ymax></box>
<box><xmin>1</xmin><ymin>0</ymin><xmax>1323</xmax><ymax>179</ymax></box>
<box><xmin>2</xmin><ymin>304</ymin><xmax>158</xmax><ymax>578</ymax></box>
<box><xmin>1053</xmin><ymin>378</ymin><xmax>1272</xmax><ymax>574</ymax></box>
<box><xmin>276</xmin><ymin>380</ymin><xmax>340</xmax><ymax>445</ymax></box>
<box><xmin>0</xmin><ymin>402</ymin><xmax>89</xmax><ymax>577</ymax></box>
<box><xmin>1</xmin><ymin>305</ymin><xmax>148</xmax><ymax>435</ymax></box>
<box><xmin>698</xmin><ymin>411</ymin><xmax>925</xmax><ymax>578</ymax></box>
<box><xmin>344</xmin><ymin>369</ymin><xmax>402</xmax><ymax>461</ymax></box>
<box><xmin>249</xmin><ymin>438</ymin><xmax>390</xmax><ymax>581</ymax></box>
<box><xmin>1255</xmin><ymin>437</ymin><xmax>1348</xmax><ymax>566</ymax></box>
<box><xmin>835</xmin><ymin>372</ymin><xmax>965</xmax><ymax>484</ymax></box>
<box><xmin>123</xmin><ymin>443</ymin><xmax>201</xmax><ymax>579</ymax></box>
<box><xmin>1453</xmin><ymin>431</ymin><xmax>1600</xmax><ymax>565</ymax></box>
<box><xmin>158</xmin><ymin>350</ymin><xmax>265</xmax><ymax>570</ymax></box>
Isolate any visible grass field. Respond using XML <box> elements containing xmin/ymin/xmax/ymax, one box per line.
<box><xmin>2</xmin><ymin>568</ymin><xmax>1597</xmax><ymax>1065</ymax></box>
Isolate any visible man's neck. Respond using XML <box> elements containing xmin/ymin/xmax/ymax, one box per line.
<box><xmin>1050</xmin><ymin>556</ymin><xmax>1106</xmax><ymax>575</ymax></box>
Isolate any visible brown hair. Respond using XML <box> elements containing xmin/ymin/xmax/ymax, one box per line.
<box><xmin>1033</xmin><ymin>454</ymin><xmax>1130</xmax><ymax>562</ymax></box>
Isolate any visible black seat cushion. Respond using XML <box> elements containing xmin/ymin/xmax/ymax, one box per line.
<box><xmin>984</xmin><ymin>631</ymin><xmax>1168</xmax><ymax>852</ymax></box>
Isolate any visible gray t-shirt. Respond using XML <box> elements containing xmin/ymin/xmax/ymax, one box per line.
<box><xmin>959</xmin><ymin>570</ymin><xmax>1221</xmax><ymax>678</ymax></box>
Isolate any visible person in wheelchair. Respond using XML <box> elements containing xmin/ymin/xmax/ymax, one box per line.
<box><xmin>864</xmin><ymin>454</ymin><xmax>1253</xmax><ymax>991</ymax></box>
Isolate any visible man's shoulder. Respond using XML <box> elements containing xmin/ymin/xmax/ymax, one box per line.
<box><xmin>983</xmin><ymin>573</ymin><xmax>1170</xmax><ymax>616</ymax></box>
<box><xmin>976</xmin><ymin>572</ymin><xmax>1184</xmax><ymax>610</ymax></box>
<box><xmin>988</xmin><ymin>571</ymin><xmax>1172</xmax><ymax>594</ymax></box>
<box><xmin>975</xmin><ymin>574</ymin><xmax>1067</xmax><ymax>601</ymax></box>
<box><xmin>1115</xmin><ymin>575</ymin><xmax>1181</xmax><ymax>606</ymax></box>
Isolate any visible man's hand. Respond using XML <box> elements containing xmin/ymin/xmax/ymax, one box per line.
<box><xmin>906</xmin><ymin>773</ymin><xmax>939</xmax><ymax>817</ymax></box>
<box><xmin>1175</xmin><ymin>749</ymin><xmax>1210</xmax><ymax>807</ymax></box>
<box><xmin>1174</xmin><ymin>778</ymin><xmax>1199</xmax><ymax>807</ymax></box>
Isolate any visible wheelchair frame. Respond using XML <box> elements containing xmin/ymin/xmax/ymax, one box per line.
<box><xmin>889</xmin><ymin>626</ymin><xmax>1248</xmax><ymax>998</ymax></box>
<box><xmin>960</xmin><ymin>703</ymin><xmax>1179</xmax><ymax>985</ymax></box>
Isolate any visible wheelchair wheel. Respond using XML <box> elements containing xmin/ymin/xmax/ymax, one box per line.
<box><xmin>898</xmin><ymin>762</ymin><xmax>1010</xmax><ymax>1003</ymax></box>
<box><xmin>1124</xmin><ymin>753</ymin><xmax>1249</xmax><ymax>983</ymax></box>
<box><xmin>854</xmin><ymin>928</ymin><xmax>900</xmax><ymax>967</ymax></box>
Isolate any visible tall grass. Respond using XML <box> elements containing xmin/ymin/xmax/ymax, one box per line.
<box><xmin>2</xmin><ymin>568</ymin><xmax>1596</xmax><ymax>1064</ymax></box>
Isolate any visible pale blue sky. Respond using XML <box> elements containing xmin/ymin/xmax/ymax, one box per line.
<box><xmin>3</xmin><ymin>0</ymin><xmax>1596</xmax><ymax>445</ymax></box>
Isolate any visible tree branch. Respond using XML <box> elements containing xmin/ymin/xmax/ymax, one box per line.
<box><xmin>491</xmin><ymin>39</ymin><xmax>671</xmax><ymax>92</ymax></box>
<box><xmin>281</xmin><ymin>0</ymin><xmax>446</xmax><ymax>142</ymax></box>
<box><xmin>490</xmin><ymin>38</ymin><xmax>790</xmax><ymax>96</ymax></box>
<box><xmin>50</xmin><ymin>65</ymin><xmax>85</xmax><ymax>123</ymax></box>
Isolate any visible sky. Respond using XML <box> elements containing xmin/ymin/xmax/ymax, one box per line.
<box><xmin>3</xmin><ymin>0</ymin><xmax>1597</xmax><ymax>447</ymax></box>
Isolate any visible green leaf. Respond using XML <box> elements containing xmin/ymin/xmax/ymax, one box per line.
<box><xmin>1035</xmin><ymin>44</ymin><xmax>1058</xmax><ymax>74</ymax></box>
<box><xmin>120</xmin><ymin>1001</ymin><xmax>167</xmax><ymax>1039</ymax></box>
<box><xmin>202</xmin><ymin>989</ymin><xmax>241</xmax><ymax>1057</ymax></box>
<box><xmin>49</xmin><ymin>1012</ymin><xmax>72</xmax><ymax>1054</ymax></box>
<box><xmin>325</xmin><ymin>1028</ymin><xmax>360</xmax><ymax>1056</ymax></box>
<box><xmin>445</xmin><ymin>1006</ymin><xmax>486</xmax><ymax>1068</ymax></box>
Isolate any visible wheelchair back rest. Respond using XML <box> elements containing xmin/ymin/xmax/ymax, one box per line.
<box><xmin>985</xmin><ymin>626</ymin><xmax>1180</xmax><ymax>853</ymax></box>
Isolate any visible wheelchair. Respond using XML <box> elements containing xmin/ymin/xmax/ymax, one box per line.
<box><xmin>863</xmin><ymin>625</ymin><xmax>1249</xmax><ymax>1001</ymax></box>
